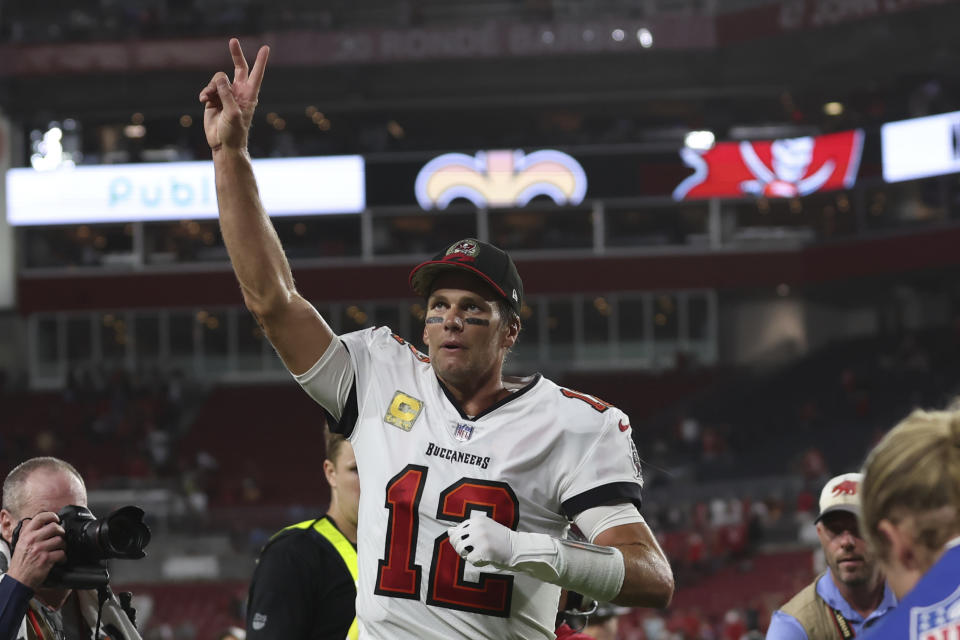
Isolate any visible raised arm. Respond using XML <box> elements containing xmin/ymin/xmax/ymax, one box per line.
<box><xmin>200</xmin><ymin>38</ymin><xmax>334</xmax><ymax>374</ymax></box>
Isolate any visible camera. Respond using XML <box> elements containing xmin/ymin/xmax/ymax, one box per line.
<box><xmin>12</xmin><ymin>504</ymin><xmax>151</xmax><ymax>589</ymax></box>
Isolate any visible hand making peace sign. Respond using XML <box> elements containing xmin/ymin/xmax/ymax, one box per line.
<box><xmin>199</xmin><ymin>38</ymin><xmax>270</xmax><ymax>152</ymax></box>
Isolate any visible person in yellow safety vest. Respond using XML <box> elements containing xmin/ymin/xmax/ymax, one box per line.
<box><xmin>246</xmin><ymin>431</ymin><xmax>360</xmax><ymax>640</ymax></box>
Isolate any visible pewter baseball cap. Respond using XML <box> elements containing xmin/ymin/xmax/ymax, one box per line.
<box><xmin>815</xmin><ymin>472</ymin><xmax>863</xmax><ymax>523</ymax></box>
<box><xmin>409</xmin><ymin>238</ymin><xmax>523</xmax><ymax>316</ymax></box>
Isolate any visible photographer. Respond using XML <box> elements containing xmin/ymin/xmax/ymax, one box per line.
<box><xmin>0</xmin><ymin>457</ymin><xmax>142</xmax><ymax>640</ymax></box>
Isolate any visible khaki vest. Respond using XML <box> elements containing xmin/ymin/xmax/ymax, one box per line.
<box><xmin>780</xmin><ymin>573</ymin><xmax>855</xmax><ymax>640</ymax></box>
<box><xmin>280</xmin><ymin>518</ymin><xmax>359</xmax><ymax>640</ymax></box>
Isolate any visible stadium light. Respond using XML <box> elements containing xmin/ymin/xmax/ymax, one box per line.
<box><xmin>684</xmin><ymin>130</ymin><xmax>716</xmax><ymax>151</ymax></box>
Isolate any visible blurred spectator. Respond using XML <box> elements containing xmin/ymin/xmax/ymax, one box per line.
<box><xmin>766</xmin><ymin>474</ymin><xmax>896</xmax><ymax>639</ymax></box>
<box><xmin>720</xmin><ymin>609</ymin><xmax>746</xmax><ymax>640</ymax></box>
<box><xmin>215</xmin><ymin>627</ymin><xmax>245</xmax><ymax>640</ymax></box>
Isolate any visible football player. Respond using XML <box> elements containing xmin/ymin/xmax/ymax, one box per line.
<box><xmin>201</xmin><ymin>38</ymin><xmax>673</xmax><ymax>639</ymax></box>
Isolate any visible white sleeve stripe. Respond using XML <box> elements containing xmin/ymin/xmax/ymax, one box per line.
<box><xmin>574</xmin><ymin>503</ymin><xmax>645</xmax><ymax>544</ymax></box>
<box><xmin>290</xmin><ymin>337</ymin><xmax>355</xmax><ymax>422</ymax></box>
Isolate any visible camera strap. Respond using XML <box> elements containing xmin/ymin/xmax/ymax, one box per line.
<box><xmin>94</xmin><ymin>587</ymin><xmax>110</xmax><ymax>640</ymax></box>
<box><xmin>26</xmin><ymin>604</ymin><xmax>66</xmax><ymax>640</ymax></box>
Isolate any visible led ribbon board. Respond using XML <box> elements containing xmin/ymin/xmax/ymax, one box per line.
<box><xmin>6</xmin><ymin>156</ymin><xmax>365</xmax><ymax>226</ymax></box>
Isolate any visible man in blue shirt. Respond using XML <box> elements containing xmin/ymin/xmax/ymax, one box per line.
<box><xmin>766</xmin><ymin>473</ymin><xmax>897</xmax><ymax>639</ymax></box>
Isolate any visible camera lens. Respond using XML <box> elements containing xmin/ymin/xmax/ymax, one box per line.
<box><xmin>100</xmin><ymin>506</ymin><xmax>151</xmax><ymax>559</ymax></box>
<box><xmin>102</xmin><ymin>514</ymin><xmax>150</xmax><ymax>556</ymax></box>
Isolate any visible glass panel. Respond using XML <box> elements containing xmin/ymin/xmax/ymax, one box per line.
<box><xmin>373</xmin><ymin>303</ymin><xmax>401</xmax><ymax>333</ymax></box>
<box><xmin>687</xmin><ymin>294</ymin><xmax>708</xmax><ymax>341</ymax></box>
<box><xmin>606</xmin><ymin>204</ymin><xmax>709</xmax><ymax>248</ymax></box>
<box><xmin>583</xmin><ymin>296</ymin><xmax>611</xmax><ymax>344</ymax></box>
<box><xmin>237</xmin><ymin>311</ymin><xmax>265</xmax><ymax>371</ymax></box>
<box><xmin>407</xmin><ymin>302</ymin><xmax>427</xmax><ymax>352</ymax></box>
<box><xmin>36</xmin><ymin>316</ymin><xmax>59</xmax><ymax>377</ymax></box>
<box><xmin>546</xmin><ymin>300</ymin><xmax>574</xmax><ymax>363</ymax></box>
<box><xmin>580</xmin><ymin>296</ymin><xmax>611</xmax><ymax>361</ymax></box>
<box><xmin>862</xmin><ymin>179</ymin><xmax>948</xmax><ymax>232</ymax></box>
<box><xmin>133</xmin><ymin>314</ymin><xmax>161</xmax><ymax>363</ymax></box>
<box><xmin>510</xmin><ymin>299</ymin><xmax>539</xmax><ymax>370</ymax></box>
<box><xmin>168</xmin><ymin>312</ymin><xmax>195</xmax><ymax>370</ymax></box>
<box><xmin>198</xmin><ymin>310</ymin><xmax>229</xmax><ymax>373</ymax></box>
<box><xmin>66</xmin><ymin>316</ymin><xmax>92</xmax><ymax>363</ymax></box>
<box><xmin>618</xmin><ymin>296</ymin><xmax>648</xmax><ymax>360</ymax></box>
<box><xmin>490</xmin><ymin>207</ymin><xmax>592</xmax><ymax>251</ymax></box>
<box><xmin>99</xmin><ymin>312</ymin><xmax>128</xmax><ymax>362</ymax></box>
<box><xmin>728</xmin><ymin>191</ymin><xmax>860</xmax><ymax>242</ymax></box>
<box><xmin>24</xmin><ymin>224</ymin><xmax>133</xmax><ymax>268</ymax></box>
<box><xmin>274</xmin><ymin>216</ymin><xmax>362</xmax><ymax>259</ymax></box>
<box><xmin>373</xmin><ymin>213</ymin><xmax>476</xmax><ymax>256</ymax></box>
<box><xmin>653</xmin><ymin>294</ymin><xmax>679</xmax><ymax>368</ymax></box>
<box><xmin>340</xmin><ymin>304</ymin><xmax>373</xmax><ymax>334</ymax></box>
<box><xmin>145</xmin><ymin>221</ymin><xmax>224</xmax><ymax>265</ymax></box>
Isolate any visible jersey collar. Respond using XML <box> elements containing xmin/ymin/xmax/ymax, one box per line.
<box><xmin>436</xmin><ymin>373</ymin><xmax>542</xmax><ymax>421</ymax></box>
<box><xmin>817</xmin><ymin>568</ymin><xmax>898</xmax><ymax>623</ymax></box>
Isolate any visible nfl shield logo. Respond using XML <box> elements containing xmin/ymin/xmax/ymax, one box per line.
<box><xmin>454</xmin><ymin>423</ymin><xmax>474</xmax><ymax>442</ymax></box>
<box><xmin>911</xmin><ymin>584</ymin><xmax>960</xmax><ymax>640</ymax></box>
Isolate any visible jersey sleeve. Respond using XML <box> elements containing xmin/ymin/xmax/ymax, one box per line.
<box><xmin>559</xmin><ymin>407</ymin><xmax>645</xmax><ymax>519</ymax></box>
<box><xmin>293</xmin><ymin>327</ymin><xmax>391</xmax><ymax>438</ymax></box>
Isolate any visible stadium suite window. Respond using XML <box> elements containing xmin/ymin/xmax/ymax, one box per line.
<box><xmin>134</xmin><ymin>314</ymin><xmax>161</xmax><ymax>362</ymax></box>
<box><xmin>66</xmin><ymin>316</ymin><xmax>93</xmax><ymax>364</ymax></box>
<box><xmin>489</xmin><ymin>207</ymin><xmax>592</xmax><ymax>252</ymax></box>
<box><xmin>340</xmin><ymin>304</ymin><xmax>373</xmax><ymax>333</ymax></box>
<box><xmin>145</xmin><ymin>221</ymin><xmax>223</xmax><ymax>265</ymax></box>
<box><xmin>35</xmin><ymin>316</ymin><xmax>59</xmax><ymax>377</ymax></box>
<box><xmin>199</xmin><ymin>310</ymin><xmax>229</xmax><ymax>374</ymax></box>
<box><xmin>372</xmin><ymin>212</ymin><xmax>476</xmax><ymax>256</ymax></box>
<box><xmin>408</xmin><ymin>302</ymin><xmax>426</xmax><ymax>351</ymax></box>
<box><xmin>729</xmin><ymin>191</ymin><xmax>859</xmax><ymax>240</ymax></box>
<box><xmin>373</xmin><ymin>304</ymin><xmax>402</xmax><ymax>335</ymax></box>
<box><xmin>168</xmin><ymin>312</ymin><xmax>196</xmax><ymax>369</ymax></box>
<box><xmin>547</xmin><ymin>300</ymin><xmax>574</xmax><ymax>363</ymax></box>
<box><xmin>100</xmin><ymin>312</ymin><xmax>128</xmax><ymax>361</ymax></box>
<box><xmin>24</xmin><ymin>224</ymin><xmax>133</xmax><ymax>268</ymax></box>
<box><xmin>618</xmin><ymin>296</ymin><xmax>650</xmax><ymax>361</ymax></box>
<box><xmin>605</xmin><ymin>204</ymin><xmax>709</xmax><ymax>248</ymax></box>
<box><xmin>237</xmin><ymin>311</ymin><xmax>265</xmax><ymax>371</ymax></box>
<box><xmin>688</xmin><ymin>294</ymin><xmax>709</xmax><ymax>341</ymax></box>
<box><xmin>275</xmin><ymin>216</ymin><xmax>362</xmax><ymax>259</ymax></box>
<box><xmin>863</xmin><ymin>179</ymin><xmax>950</xmax><ymax>230</ymax></box>
<box><xmin>509</xmin><ymin>300</ymin><xmax>540</xmax><ymax>368</ymax></box>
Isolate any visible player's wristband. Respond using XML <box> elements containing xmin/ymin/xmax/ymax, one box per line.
<box><xmin>507</xmin><ymin>533</ymin><xmax>625</xmax><ymax>603</ymax></box>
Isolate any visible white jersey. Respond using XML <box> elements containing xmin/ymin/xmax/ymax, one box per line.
<box><xmin>296</xmin><ymin>327</ymin><xmax>644</xmax><ymax>640</ymax></box>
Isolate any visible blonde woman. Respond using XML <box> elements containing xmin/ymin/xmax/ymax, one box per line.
<box><xmin>858</xmin><ymin>407</ymin><xmax>960</xmax><ymax>639</ymax></box>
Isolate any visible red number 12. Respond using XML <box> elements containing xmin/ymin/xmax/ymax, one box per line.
<box><xmin>375</xmin><ymin>464</ymin><xmax>520</xmax><ymax>617</ymax></box>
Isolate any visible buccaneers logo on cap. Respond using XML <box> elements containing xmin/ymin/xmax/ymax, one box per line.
<box><xmin>831</xmin><ymin>479</ymin><xmax>858</xmax><ymax>496</ymax></box>
<box><xmin>415</xmin><ymin>149</ymin><xmax>587</xmax><ymax>210</ymax></box>
<box><xmin>446</xmin><ymin>239</ymin><xmax>479</xmax><ymax>258</ymax></box>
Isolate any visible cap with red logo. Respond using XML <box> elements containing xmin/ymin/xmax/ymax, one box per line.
<box><xmin>815</xmin><ymin>472</ymin><xmax>862</xmax><ymax>523</ymax></box>
<box><xmin>409</xmin><ymin>238</ymin><xmax>524</xmax><ymax>316</ymax></box>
